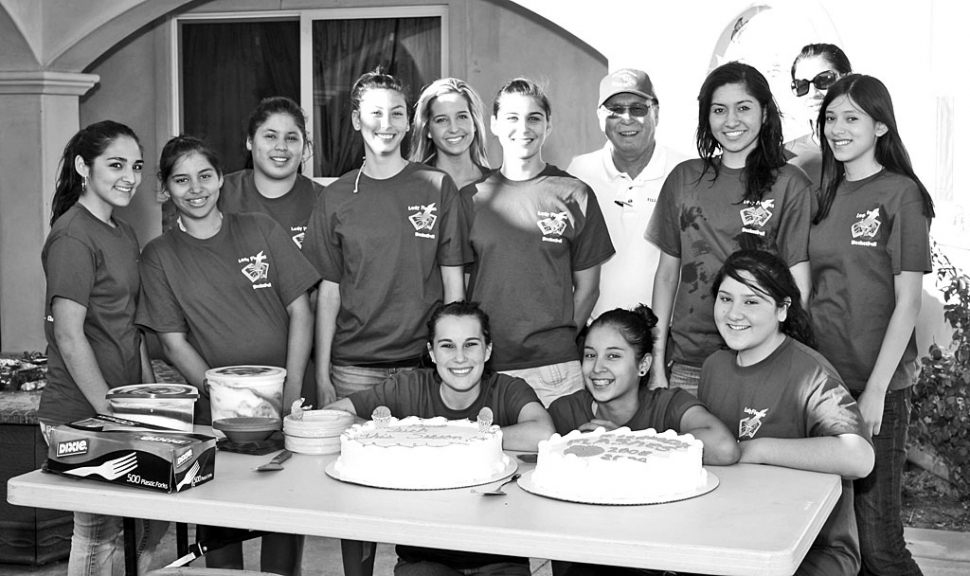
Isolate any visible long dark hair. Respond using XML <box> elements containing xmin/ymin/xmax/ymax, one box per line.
<box><xmin>814</xmin><ymin>74</ymin><xmax>935</xmax><ymax>223</ymax></box>
<box><xmin>696</xmin><ymin>62</ymin><xmax>786</xmax><ymax>204</ymax></box>
<box><xmin>711</xmin><ymin>249</ymin><xmax>816</xmax><ymax>348</ymax></box>
<box><xmin>51</xmin><ymin>120</ymin><xmax>141</xmax><ymax>226</ymax></box>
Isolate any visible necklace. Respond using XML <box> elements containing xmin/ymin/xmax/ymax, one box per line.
<box><xmin>177</xmin><ymin>211</ymin><xmax>223</xmax><ymax>234</ymax></box>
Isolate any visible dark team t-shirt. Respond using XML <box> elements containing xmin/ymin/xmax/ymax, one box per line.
<box><xmin>40</xmin><ymin>204</ymin><xmax>144</xmax><ymax>424</ymax></box>
<box><xmin>809</xmin><ymin>170</ymin><xmax>931</xmax><ymax>391</ymax></box>
<box><xmin>646</xmin><ymin>159</ymin><xmax>811</xmax><ymax>366</ymax></box>
<box><xmin>302</xmin><ymin>162</ymin><xmax>471</xmax><ymax>365</ymax></box>
<box><xmin>699</xmin><ymin>336</ymin><xmax>869</xmax><ymax>576</ymax></box>
<box><xmin>463</xmin><ymin>165</ymin><xmax>615</xmax><ymax>370</ymax></box>
<box><xmin>219</xmin><ymin>170</ymin><xmax>323</xmax><ymax>250</ymax></box>
<box><xmin>547</xmin><ymin>386</ymin><xmax>701</xmax><ymax>436</ymax></box>
<box><xmin>136</xmin><ymin>212</ymin><xmax>320</xmax><ymax>423</ymax></box>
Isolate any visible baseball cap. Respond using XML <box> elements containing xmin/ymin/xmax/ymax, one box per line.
<box><xmin>599</xmin><ymin>69</ymin><xmax>657</xmax><ymax>106</ymax></box>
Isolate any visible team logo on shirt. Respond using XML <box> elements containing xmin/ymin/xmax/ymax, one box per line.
<box><xmin>739</xmin><ymin>199</ymin><xmax>774</xmax><ymax>236</ymax></box>
<box><xmin>291</xmin><ymin>226</ymin><xmax>306</xmax><ymax>249</ymax></box>
<box><xmin>851</xmin><ymin>208</ymin><xmax>881</xmax><ymax>247</ymax></box>
<box><xmin>537</xmin><ymin>211</ymin><xmax>568</xmax><ymax>243</ymax></box>
<box><xmin>239</xmin><ymin>251</ymin><xmax>271</xmax><ymax>289</ymax></box>
<box><xmin>739</xmin><ymin>407</ymin><xmax>768</xmax><ymax>439</ymax></box>
<box><xmin>408</xmin><ymin>204</ymin><xmax>437</xmax><ymax>239</ymax></box>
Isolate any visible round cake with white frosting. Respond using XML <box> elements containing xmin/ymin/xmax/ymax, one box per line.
<box><xmin>532</xmin><ymin>427</ymin><xmax>707</xmax><ymax>502</ymax></box>
<box><xmin>334</xmin><ymin>415</ymin><xmax>510</xmax><ymax>489</ymax></box>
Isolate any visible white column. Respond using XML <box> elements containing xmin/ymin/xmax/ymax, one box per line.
<box><xmin>0</xmin><ymin>71</ymin><xmax>98</xmax><ymax>353</ymax></box>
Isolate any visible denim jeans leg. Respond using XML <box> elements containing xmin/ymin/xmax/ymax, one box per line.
<box><xmin>854</xmin><ymin>387</ymin><xmax>923</xmax><ymax>576</ymax></box>
<box><xmin>67</xmin><ymin>512</ymin><xmax>121</xmax><ymax>576</ymax></box>
<box><xmin>135</xmin><ymin>519</ymin><xmax>169</xmax><ymax>575</ymax></box>
<box><xmin>669</xmin><ymin>363</ymin><xmax>701</xmax><ymax>397</ymax></box>
<box><xmin>331</xmin><ymin>366</ymin><xmax>416</xmax><ymax>399</ymax></box>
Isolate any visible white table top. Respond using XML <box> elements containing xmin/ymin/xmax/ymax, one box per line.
<box><xmin>8</xmin><ymin>448</ymin><xmax>841</xmax><ymax>576</ymax></box>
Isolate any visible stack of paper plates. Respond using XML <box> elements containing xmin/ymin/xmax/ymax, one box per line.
<box><xmin>283</xmin><ymin>409</ymin><xmax>354</xmax><ymax>455</ymax></box>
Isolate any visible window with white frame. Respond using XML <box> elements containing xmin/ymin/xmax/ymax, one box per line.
<box><xmin>174</xmin><ymin>7</ymin><xmax>446</xmax><ymax>182</ymax></box>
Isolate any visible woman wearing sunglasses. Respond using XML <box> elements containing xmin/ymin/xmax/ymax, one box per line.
<box><xmin>786</xmin><ymin>43</ymin><xmax>852</xmax><ymax>185</ymax></box>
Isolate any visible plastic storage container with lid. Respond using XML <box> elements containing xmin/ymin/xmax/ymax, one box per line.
<box><xmin>205</xmin><ymin>366</ymin><xmax>285</xmax><ymax>437</ymax></box>
<box><xmin>106</xmin><ymin>384</ymin><xmax>199</xmax><ymax>432</ymax></box>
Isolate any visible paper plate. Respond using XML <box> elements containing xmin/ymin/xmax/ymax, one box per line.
<box><xmin>517</xmin><ymin>469</ymin><xmax>718</xmax><ymax>505</ymax></box>
<box><xmin>325</xmin><ymin>458</ymin><xmax>518</xmax><ymax>491</ymax></box>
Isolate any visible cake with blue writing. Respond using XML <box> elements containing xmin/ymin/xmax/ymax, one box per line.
<box><xmin>532</xmin><ymin>427</ymin><xmax>706</xmax><ymax>501</ymax></box>
<box><xmin>334</xmin><ymin>415</ymin><xmax>509</xmax><ymax>489</ymax></box>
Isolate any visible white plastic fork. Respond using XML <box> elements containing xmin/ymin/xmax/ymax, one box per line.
<box><xmin>175</xmin><ymin>461</ymin><xmax>200</xmax><ymax>492</ymax></box>
<box><xmin>64</xmin><ymin>452</ymin><xmax>138</xmax><ymax>481</ymax></box>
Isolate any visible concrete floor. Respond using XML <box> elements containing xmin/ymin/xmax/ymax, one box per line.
<box><xmin>1</xmin><ymin>525</ymin><xmax>965</xmax><ymax>576</ymax></box>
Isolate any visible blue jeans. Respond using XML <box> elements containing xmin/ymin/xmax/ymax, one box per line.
<box><xmin>331</xmin><ymin>365</ymin><xmax>417</xmax><ymax>398</ymax></box>
<box><xmin>395</xmin><ymin>559</ymin><xmax>531</xmax><ymax>576</ymax></box>
<box><xmin>501</xmin><ymin>360</ymin><xmax>584</xmax><ymax>407</ymax></box>
<box><xmin>853</xmin><ymin>387</ymin><xmax>923</xmax><ymax>576</ymax></box>
<box><xmin>68</xmin><ymin>513</ymin><xmax>166</xmax><ymax>576</ymax></box>
<box><xmin>41</xmin><ymin>422</ymin><xmax>167</xmax><ymax>576</ymax></box>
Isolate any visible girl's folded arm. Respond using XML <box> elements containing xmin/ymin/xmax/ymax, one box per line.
<box><xmin>679</xmin><ymin>405</ymin><xmax>740</xmax><ymax>465</ymax></box>
<box><xmin>739</xmin><ymin>433</ymin><xmax>874</xmax><ymax>479</ymax></box>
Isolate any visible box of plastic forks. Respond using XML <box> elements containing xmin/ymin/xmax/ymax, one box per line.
<box><xmin>45</xmin><ymin>416</ymin><xmax>216</xmax><ymax>493</ymax></box>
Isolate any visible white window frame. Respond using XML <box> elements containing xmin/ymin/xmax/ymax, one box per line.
<box><xmin>169</xmin><ymin>6</ymin><xmax>449</xmax><ymax>184</ymax></box>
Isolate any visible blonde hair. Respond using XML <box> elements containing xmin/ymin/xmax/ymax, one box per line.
<box><xmin>409</xmin><ymin>78</ymin><xmax>489</xmax><ymax>168</ymax></box>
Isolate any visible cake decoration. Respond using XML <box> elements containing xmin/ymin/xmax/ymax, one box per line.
<box><xmin>372</xmin><ymin>406</ymin><xmax>391</xmax><ymax>429</ymax></box>
<box><xmin>477</xmin><ymin>407</ymin><xmax>493</xmax><ymax>434</ymax></box>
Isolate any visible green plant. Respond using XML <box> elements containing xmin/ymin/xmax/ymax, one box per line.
<box><xmin>910</xmin><ymin>240</ymin><xmax>970</xmax><ymax>499</ymax></box>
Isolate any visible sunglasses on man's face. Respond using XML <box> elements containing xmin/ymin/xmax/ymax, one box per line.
<box><xmin>602</xmin><ymin>103</ymin><xmax>654</xmax><ymax>118</ymax></box>
<box><xmin>791</xmin><ymin>70</ymin><xmax>839</xmax><ymax>97</ymax></box>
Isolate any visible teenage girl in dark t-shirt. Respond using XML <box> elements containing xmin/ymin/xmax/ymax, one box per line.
<box><xmin>700</xmin><ymin>249</ymin><xmax>873</xmax><ymax>576</ymax></box>
<box><xmin>646</xmin><ymin>62</ymin><xmax>812</xmax><ymax>396</ymax></box>
<box><xmin>548</xmin><ymin>304</ymin><xmax>737</xmax><ymax>576</ymax></box>
<box><xmin>220</xmin><ymin>96</ymin><xmax>324</xmax><ymax>406</ymax></box>
<box><xmin>137</xmin><ymin>135</ymin><xmax>317</xmax><ymax>576</ymax></box>
<box><xmin>326</xmin><ymin>300</ymin><xmax>554</xmax><ymax>576</ymax></box>
<box><xmin>303</xmin><ymin>69</ymin><xmax>470</xmax><ymax>405</ymax></box>
<box><xmin>809</xmin><ymin>74</ymin><xmax>935</xmax><ymax>576</ymax></box>
<box><xmin>40</xmin><ymin>120</ymin><xmax>165</xmax><ymax>576</ymax></box>
<box><xmin>463</xmin><ymin>77</ymin><xmax>614</xmax><ymax>407</ymax></box>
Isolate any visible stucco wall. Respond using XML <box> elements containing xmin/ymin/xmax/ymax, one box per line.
<box><xmin>77</xmin><ymin>0</ymin><xmax>606</xmax><ymax>247</ymax></box>
<box><xmin>80</xmin><ymin>26</ymin><xmax>163</xmax><ymax>246</ymax></box>
<box><xmin>463</xmin><ymin>0</ymin><xmax>606</xmax><ymax>168</ymax></box>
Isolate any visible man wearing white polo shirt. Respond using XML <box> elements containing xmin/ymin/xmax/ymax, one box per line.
<box><xmin>568</xmin><ymin>69</ymin><xmax>687</xmax><ymax>318</ymax></box>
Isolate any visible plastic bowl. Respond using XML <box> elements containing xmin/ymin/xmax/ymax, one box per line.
<box><xmin>206</xmin><ymin>366</ymin><xmax>285</xmax><ymax>438</ymax></box>
<box><xmin>212</xmin><ymin>417</ymin><xmax>282</xmax><ymax>444</ymax></box>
